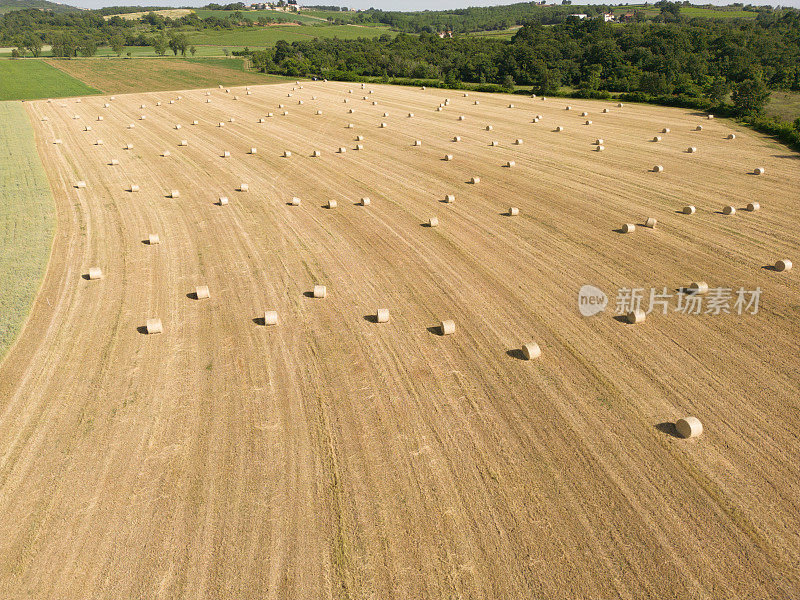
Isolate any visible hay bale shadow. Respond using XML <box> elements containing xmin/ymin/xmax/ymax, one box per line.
<box><xmin>506</xmin><ymin>348</ymin><xmax>527</xmax><ymax>360</ymax></box>
<box><xmin>303</xmin><ymin>291</ymin><xmax>316</xmax><ymax>298</ymax></box>
<box><xmin>136</xmin><ymin>325</ymin><xmax>149</xmax><ymax>335</ymax></box>
<box><xmin>253</xmin><ymin>316</ymin><xmax>265</xmax><ymax>326</ymax></box>
<box><xmin>427</xmin><ymin>325</ymin><xmax>444</xmax><ymax>336</ymax></box>
<box><xmin>363</xmin><ymin>314</ymin><xmax>378</xmax><ymax>323</ymax></box>
<box><xmin>187</xmin><ymin>292</ymin><xmax>198</xmax><ymax>300</ymax></box>
<box><xmin>613</xmin><ymin>315</ymin><xmax>631</xmax><ymax>324</ymax></box>
<box><xmin>762</xmin><ymin>265</ymin><xmax>778</xmax><ymax>271</ymax></box>
<box><xmin>655</xmin><ymin>422</ymin><xmax>681</xmax><ymax>438</ymax></box>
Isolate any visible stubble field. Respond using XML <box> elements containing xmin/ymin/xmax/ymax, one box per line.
<box><xmin>1</xmin><ymin>82</ymin><xmax>798</xmax><ymax>599</ymax></box>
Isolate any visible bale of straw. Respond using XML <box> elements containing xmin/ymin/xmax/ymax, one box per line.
<box><xmin>603</xmin><ymin>108</ymin><xmax>609</xmax><ymax>113</ymax></box>
<box><xmin>565</xmin><ymin>106</ymin><xmax>571</xmax><ymax>110</ymax></box>
<box><xmin>75</xmin><ymin>181</ymin><xmax>87</xmax><ymax>189</ymax></box>
<box><xmin>723</xmin><ymin>205</ymin><xmax>736</xmax><ymax>215</ymax></box>
<box><xmin>645</xmin><ymin>217</ymin><xmax>657</xmax><ymax>228</ymax></box>
<box><xmin>338</xmin><ymin>147</ymin><xmax>347</xmax><ymax>153</ymax></box>
<box><xmin>41</xmin><ymin>116</ymin><xmax>48</xmax><ymax>122</ymax></box>
<box><xmin>170</xmin><ymin>190</ymin><xmax>180</xmax><ymax>198</ymax></box>
<box><xmin>727</xmin><ymin>133</ymin><xmax>736</xmax><ymax>139</ymax></box>
<box><xmin>596</xmin><ymin>145</ymin><xmax>605</xmax><ymax>151</ymax></box>
<box><xmin>444</xmin><ymin>194</ymin><xmax>455</xmax><ymax>203</ymax></box>
<box><xmin>440</xmin><ymin>320</ymin><xmax>455</xmax><ymax>335</ymax></box>
<box><xmin>229</xmin><ymin>117</ymin><xmax>235</xmax><ymax>122</ymax></box>
<box><xmin>626</xmin><ymin>309</ymin><xmax>646</xmax><ymax>324</ymax></box>
<box><xmin>444</xmin><ymin>154</ymin><xmax>453</xmax><ymax>161</ymax></box>
<box><xmin>509</xmin><ymin>104</ymin><xmax>515</xmax><ymax>108</ymax></box>
<box><xmin>507</xmin><ymin>160</ymin><xmax>516</xmax><ymax>167</ymax></box>
<box><xmin>298</xmin><ymin>100</ymin><xmax>304</xmax><ymax>105</ymax></box>
<box><xmin>436</xmin><ymin>107</ymin><xmax>443</xmax><ymax>112</ymax></box>
<box><xmin>250</xmin><ymin>147</ymin><xmax>258</xmax><ymax>154</ymax></box>
<box><xmin>96</xmin><ymin>139</ymin><xmax>104</xmax><ymax>145</ymax></box>
<box><xmin>676</xmin><ymin>417</ymin><xmax>703</xmax><ymax>438</ymax></box>
<box><xmin>195</xmin><ymin>286</ymin><xmax>210</xmax><ymax>299</ymax></box>
<box><xmin>218</xmin><ymin>122</ymin><xmax>225</xmax><ymax>127</ymax></box>
<box><xmin>140</xmin><ymin>115</ymin><xmax>147</xmax><ymax>120</ymax></box>
<box><xmin>474</xmin><ymin>101</ymin><xmax>480</xmax><ymax>105</ymax></box>
<box><xmin>486</xmin><ymin>125</ymin><xmax>493</xmax><ymax>131</ymax></box>
<box><xmin>383</xmin><ymin>112</ymin><xmax>389</xmax><ymax>117</ymax></box>
<box><xmin>88</xmin><ymin>267</ymin><xmax>103</xmax><ymax>280</ymax></box>
<box><xmin>222</xmin><ymin>150</ymin><xmax>230</xmax><ymax>157</ymax></box>
<box><xmin>470</xmin><ymin>176</ymin><xmax>481</xmax><ymax>184</ymax></box>
<box><xmin>347</xmin><ymin>122</ymin><xmax>354</xmax><ymax>127</ymax></box>
<box><xmin>617</xmin><ymin>103</ymin><xmax>624</xmax><ymax>107</ymax></box>
<box><xmin>555</xmin><ymin>126</ymin><xmax>564</xmax><ymax>132</ymax></box>
<box><xmin>156</xmin><ymin>101</ymin><xmax>162</xmax><ymax>106</ymax></box>
<box><xmin>687</xmin><ymin>146</ymin><xmax>697</xmax><ymax>153</ymax></box>
<box><xmin>581</xmin><ymin>111</ymin><xmax>588</xmax><ymax>117</ymax></box>
<box><xmin>683</xmin><ymin>205</ymin><xmax>696</xmax><ymax>214</ymax></box>
<box><xmin>408</xmin><ymin>113</ymin><xmax>415</xmax><ymax>117</ymax></box>
<box><xmin>707</xmin><ymin>115</ymin><xmax>714</xmax><ymax>120</ymax></box>
<box><xmin>360</xmin><ymin>197</ymin><xmax>371</xmax><ymax>206</ymax></box>
<box><xmin>264</xmin><ymin>311</ymin><xmax>278</xmax><ymax>326</ymax></box>
<box><xmin>688</xmin><ymin>282</ymin><xmax>708</xmax><ymax>294</ymax></box>
<box><xmin>414</xmin><ymin>140</ymin><xmax>422</xmax><ymax>146</ymax></box>
<box><xmin>355</xmin><ymin>144</ymin><xmax>364</xmax><ymax>150</ymax></box>
<box><xmin>327</xmin><ymin>200</ymin><xmax>338</xmax><ymax>208</ymax></box>
<box><xmin>585</xmin><ymin>120</ymin><xmax>592</xmax><ymax>125</ymax></box>
<box><xmin>161</xmin><ymin>150</ymin><xmax>170</xmax><ymax>157</ymax></box>
<box><xmin>775</xmin><ymin>259</ymin><xmax>793</xmax><ymax>272</ymax></box>
<box><xmin>284</xmin><ymin>150</ymin><xmax>292</xmax><ymax>157</ymax></box>
<box><xmin>662</xmin><ymin>128</ymin><xmax>670</xmax><ymax>133</ymax></box>
<box><xmin>746</xmin><ymin>202</ymin><xmax>760</xmax><ymax>211</ymax></box>
<box><xmin>282</xmin><ymin>111</ymin><xmax>289</xmax><ymax>116</ymax></box>
<box><xmin>453</xmin><ymin>136</ymin><xmax>461</xmax><ymax>142</ymax></box>
<box><xmin>621</xmin><ymin>223</ymin><xmax>635</xmax><ymax>233</ymax></box>
<box><xmin>239</xmin><ymin>183</ymin><xmax>249</xmax><ymax>192</ymax></box>
<box><xmin>754</xmin><ymin>167</ymin><xmax>765</xmax><ymax>175</ymax></box>
<box><xmin>129</xmin><ymin>184</ymin><xmax>140</xmax><ymax>192</ymax></box>
<box><xmin>312</xmin><ymin>150</ymin><xmax>321</xmax><ymax>157</ymax></box>
<box><xmin>459</xmin><ymin>115</ymin><xmax>466</xmax><ymax>121</ymax></box>
<box><xmin>515</xmin><ymin>139</ymin><xmax>523</xmax><ymax>145</ymax></box>
<box><xmin>146</xmin><ymin>319</ymin><xmax>163</xmax><ymax>334</ymax></box>
<box><xmin>653</xmin><ymin>165</ymin><xmax>664</xmax><ymax>173</ymax></box>
<box><xmin>148</xmin><ymin>233</ymin><xmax>159</xmax><ymax>245</ymax></box>
<box><xmin>522</xmin><ymin>343</ymin><xmax>541</xmax><ymax>360</ymax></box>
<box><xmin>490</xmin><ymin>141</ymin><xmax>499</xmax><ymax>146</ymax></box>
<box><xmin>428</xmin><ymin>217</ymin><xmax>439</xmax><ymax>227</ymax></box>
<box><xmin>85</xmin><ymin>125</ymin><xmax>93</xmax><ymax>131</ymax></box>
<box><xmin>313</xmin><ymin>285</ymin><xmax>327</xmax><ymax>298</ymax></box>
<box><xmin>179</xmin><ymin>140</ymin><xmax>188</xmax><ymax>147</ymax></box>
<box><xmin>696</xmin><ymin>125</ymin><xmax>703</xmax><ymax>131</ymax></box>
<box><xmin>380</xmin><ymin>122</ymin><xmax>387</xmax><ymax>128</ymax></box>
<box><xmin>316</xmin><ymin>110</ymin><xmax>322</xmax><ymax>115</ymax></box>
<box><xmin>290</xmin><ymin>197</ymin><xmax>301</xmax><ymax>206</ymax></box>
<box><xmin>356</xmin><ymin>135</ymin><xmax>364</xmax><ymax>141</ymax></box>
<box><xmin>175</xmin><ymin>124</ymin><xmax>182</xmax><ymax>130</ymax></box>
<box><xmin>110</xmin><ymin>158</ymin><xmax>119</xmax><ymax>165</ymax></box>
<box><xmin>653</xmin><ymin>136</ymin><xmax>662</xmax><ymax>142</ymax></box>
<box><xmin>509</xmin><ymin>207</ymin><xmax>519</xmax><ymax>216</ymax></box>
<box><xmin>218</xmin><ymin>196</ymin><xmax>228</xmax><ymax>205</ymax></box>
<box><xmin>97</xmin><ymin>116</ymin><xmax>103</xmax><ymax>121</ymax></box>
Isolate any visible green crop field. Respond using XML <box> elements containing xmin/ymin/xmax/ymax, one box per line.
<box><xmin>0</xmin><ymin>60</ymin><xmax>100</xmax><ymax>100</ymax></box>
<box><xmin>766</xmin><ymin>90</ymin><xmax>800</xmax><ymax>122</ymax></box>
<box><xmin>184</xmin><ymin>24</ymin><xmax>394</xmax><ymax>47</ymax></box>
<box><xmin>0</xmin><ymin>101</ymin><xmax>55</xmax><ymax>360</ymax></box>
<box><xmin>612</xmin><ymin>4</ymin><xmax>758</xmax><ymax>18</ymax></box>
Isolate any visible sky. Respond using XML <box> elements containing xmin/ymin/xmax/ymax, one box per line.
<box><xmin>71</xmin><ymin>0</ymin><xmax>800</xmax><ymax>12</ymax></box>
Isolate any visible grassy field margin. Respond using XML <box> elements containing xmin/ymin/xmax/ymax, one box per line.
<box><xmin>0</xmin><ymin>101</ymin><xmax>55</xmax><ymax>361</ymax></box>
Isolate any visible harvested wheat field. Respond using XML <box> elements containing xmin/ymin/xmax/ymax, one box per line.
<box><xmin>2</xmin><ymin>83</ymin><xmax>799</xmax><ymax>599</ymax></box>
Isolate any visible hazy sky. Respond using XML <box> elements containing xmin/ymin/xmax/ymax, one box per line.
<box><xmin>71</xmin><ymin>0</ymin><xmax>800</xmax><ymax>12</ymax></box>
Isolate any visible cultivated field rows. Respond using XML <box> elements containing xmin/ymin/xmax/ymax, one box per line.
<box><xmin>0</xmin><ymin>82</ymin><xmax>797</xmax><ymax>599</ymax></box>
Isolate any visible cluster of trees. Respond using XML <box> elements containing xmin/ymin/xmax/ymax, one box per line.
<box><xmin>250</xmin><ymin>12</ymin><xmax>800</xmax><ymax>116</ymax></box>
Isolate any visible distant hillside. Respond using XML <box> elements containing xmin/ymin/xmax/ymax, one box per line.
<box><xmin>0</xmin><ymin>0</ymin><xmax>78</xmax><ymax>14</ymax></box>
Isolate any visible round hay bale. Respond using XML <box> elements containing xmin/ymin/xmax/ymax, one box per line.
<box><xmin>383</xmin><ymin>112</ymin><xmax>389</xmax><ymax>117</ymax></box>
<box><xmin>414</xmin><ymin>140</ymin><xmax>422</xmax><ymax>146</ymax></box>
<box><xmin>313</xmin><ymin>285</ymin><xmax>327</xmax><ymax>298</ymax></box>
<box><xmin>110</xmin><ymin>159</ymin><xmax>119</xmax><ymax>165</ymax></box>
<box><xmin>148</xmin><ymin>233</ymin><xmax>159</xmax><ymax>245</ymax></box>
<box><xmin>408</xmin><ymin>113</ymin><xmax>415</xmax><ymax>118</ymax></box>
<box><xmin>653</xmin><ymin>136</ymin><xmax>662</xmax><ymax>142</ymax></box>
<box><xmin>298</xmin><ymin>100</ymin><xmax>304</xmax><ymax>105</ymax></box>
<box><xmin>229</xmin><ymin>117</ymin><xmax>235</xmax><ymax>123</ymax></box>
<box><xmin>88</xmin><ymin>267</ymin><xmax>103</xmax><ymax>280</ymax></box>
<box><xmin>376</xmin><ymin>309</ymin><xmax>390</xmax><ymax>323</ymax></box>
<box><xmin>707</xmin><ymin>114</ymin><xmax>714</xmax><ymax>120</ymax></box>
<box><xmin>360</xmin><ymin>197</ymin><xmax>371</xmax><ymax>206</ymax></box>
<box><xmin>617</xmin><ymin>103</ymin><xmax>624</xmax><ymax>107</ymax></box>
<box><xmin>355</xmin><ymin>144</ymin><xmax>364</xmax><ymax>150</ymax></box>
<box><xmin>645</xmin><ymin>217</ymin><xmax>657</xmax><ymax>228</ymax></box>
<box><xmin>193</xmin><ymin>120</ymin><xmax>199</xmax><ymax>125</ymax></box>
<box><xmin>683</xmin><ymin>205</ymin><xmax>696</xmax><ymax>214</ymax></box>
<box><xmin>542</xmin><ymin>97</ymin><xmax>547</xmax><ymax>101</ymax></box>
<box><xmin>343</xmin><ymin>99</ymin><xmax>349</xmax><ymax>103</ymax></box>
<box><xmin>565</xmin><ymin>105</ymin><xmax>571</xmax><ymax>111</ymax></box>
<box><xmin>97</xmin><ymin>116</ymin><xmax>103</xmax><ymax>121</ymax></box>
<box><xmin>723</xmin><ymin>205</ymin><xmax>736</xmax><ymax>215</ymax></box>
<box><xmin>84</xmin><ymin>125</ymin><xmax>94</xmax><ymax>131</ymax></box>
<box><xmin>140</xmin><ymin>115</ymin><xmax>147</xmax><ymax>120</ymax></box>
<box><xmin>218</xmin><ymin>122</ymin><xmax>225</xmax><ymax>127</ymax></box>
<box><xmin>264</xmin><ymin>310</ymin><xmax>278</xmax><ymax>326</ymax></box>
<box><xmin>470</xmin><ymin>176</ymin><xmax>481</xmax><ymax>184</ymax></box>
<box><xmin>746</xmin><ymin>202</ymin><xmax>760</xmax><ymax>211</ymax></box>
<box><xmin>222</xmin><ymin>150</ymin><xmax>230</xmax><ymax>158</ymax></box>
<box><xmin>129</xmin><ymin>184</ymin><xmax>140</xmax><ymax>192</ymax></box>
<box><xmin>284</xmin><ymin>150</ymin><xmax>292</xmax><ymax>158</ymax></box>
<box><xmin>555</xmin><ymin>126</ymin><xmax>564</xmax><ymax>132</ymax></box>
<box><xmin>474</xmin><ymin>100</ymin><xmax>480</xmax><ymax>105</ymax></box>
<box><xmin>507</xmin><ymin>160</ymin><xmax>516</xmax><ymax>167</ymax></box>
<box><xmin>490</xmin><ymin>141</ymin><xmax>499</xmax><ymax>146</ymax></box>
<box><xmin>653</xmin><ymin>165</ymin><xmax>664</xmax><ymax>173</ymax></box>
<box><xmin>170</xmin><ymin>189</ymin><xmax>180</xmax><ymax>198</ymax></box>
<box><xmin>161</xmin><ymin>150</ymin><xmax>171</xmax><ymax>157</ymax></box>
<box><xmin>522</xmin><ymin>342</ymin><xmax>541</xmax><ymax>360</ymax></box>
<box><xmin>347</xmin><ymin>122</ymin><xmax>354</xmax><ymax>127</ymax></box>
<box><xmin>316</xmin><ymin>110</ymin><xmax>324</xmax><ymax>115</ymax></box>
<box><xmin>603</xmin><ymin>108</ymin><xmax>610</xmax><ymax>113</ymax></box>
<box><xmin>458</xmin><ymin>116</ymin><xmax>466</xmax><ymax>121</ymax></box>
<box><xmin>444</xmin><ymin>194</ymin><xmax>455</xmax><ymax>203</ymax></box>
<box><xmin>596</xmin><ymin>145</ymin><xmax>605</xmax><ymax>152</ymax></box>
<box><xmin>486</xmin><ymin>125</ymin><xmax>493</xmax><ymax>131</ymax></box>
<box><xmin>312</xmin><ymin>150</ymin><xmax>321</xmax><ymax>157</ymax></box>
<box><xmin>279</xmin><ymin>104</ymin><xmax>285</xmax><ymax>108</ymax></box>
<box><xmin>626</xmin><ymin>309</ymin><xmax>646</xmax><ymax>324</ymax></box>
<box><xmin>96</xmin><ymin>139</ymin><xmax>104</xmax><ymax>145</ymax></box>
<box><xmin>338</xmin><ymin>147</ymin><xmax>347</xmax><ymax>154</ymax></box>
<box><xmin>175</xmin><ymin>124</ymin><xmax>182</xmax><ymax>130</ymax></box>
<box><xmin>156</xmin><ymin>101</ymin><xmax>162</xmax><ymax>106</ymax></box>
<box><xmin>436</xmin><ymin>107</ymin><xmax>443</xmax><ymax>112</ymax></box>
<box><xmin>73</xmin><ymin>115</ymin><xmax>80</xmax><ymax>120</ymax></box>
<box><xmin>676</xmin><ymin>417</ymin><xmax>703</xmax><ymax>438</ymax></box>
<box><xmin>727</xmin><ymin>133</ymin><xmax>736</xmax><ymax>140</ymax></box>
<box><xmin>250</xmin><ymin>147</ymin><xmax>258</xmax><ymax>155</ymax></box>
<box><xmin>41</xmin><ymin>116</ymin><xmax>48</xmax><ymax>122</ymax></box>
<box><xmin>356</xmin><ymin>135</ymin><xmax>364</xmax><ymax>141</ymax></box>
<box><xmin>775</xmin><ymin>259</ymin><xmax>792</xmax><ymax>272</ymax></box>
<box><xmin>696</xmin><ymin>125</ymin><xmax>703</xmax><ymax>131</ymax></box>
<box><xmin>688</xmin><ymin>281</ymin><xmax>708</xmax><ymax>295</ymax></box>
<box><xmin>290</xmin><ymin>197</ymin><xmax>301</xmax><ymax>206</ymax></box>
<box><xmin>463</xmin><ymin>93</ymin><xmax>469</xmax><ymax>97</ymax></box>
<box><xmin>179</xmin><ymin>140</ymin><xmax>188</xmax><ymax>147</ymax></box>
<box><xmin>444</xmin><ymin>154</ymin><xmax>453</xmax><ymax>161</ymax></box>
<box><xmin>585</xmin><ymin>120</ymin><xmax>592</xmax><ymax>125</ymax></box>
<box><xmin>440</xmin><ymin>320</ymin><xmax>455</xmax><ymax>335</ymax></box>
<box><xmin>754</xmin><ymin>167</ymin><xmax>765</xmax><ymax>175</ymax></box>
<box><xmin>146</xmin><ymin>319</ymin><xmax>163</xmax><ymax>334</ymax></box>
<box><xmin>687</xmin><ymin>146</ymin><xmax>697</xmax><ymax>153</ymax></box>
<box><xmin>218</xmin><ymin>196</ymin><xmax>228</xmax><ymax>206</ymax></box>
<box><xmin>372</xmin><ymin>101</ymin><xmax>378</xmax><ymax>106</ymax></box>
<box><xmin>239</xmin><ymin>183</ymin><xmax>249</xmax><ymax>192</ymax></box>
<box><xmin>508</xmin><ymin>104</ymin><xmax>515</xmax><ymax>108</ymax></box>
<box><xmin>380</xmin><ymin>122</ymin><xmax>387</xmax><ymax>128</ymax></box>
<box><xmin>515</xmin><ymin>139</ymin><xmax>523</xmax><ymax>145</ymax></box>
<box><xmin>206</xmin><ymin>99</ymin><xmax>211</xmax><ymax>103</ymax></box>
<box><xmin>509</xmin><ymin>207</ymin><xmax>519</xmax><ymax>216</ymax></box>
<box><xmin>428</xmin><ymin>217</ymin><xmax>439</xmax><ymax>227</ymax></box>
<box><xmin>195</xmin><ymin>286</ymin><xmax>210</xmax><ymax>299</ymax></box>
<box><xmin>453</xmin><ymin>136</ymin><xmax>461</xmax><ymax>142</ymax></box>
<box><xmin>621</xmin><ymin>223</ymin><xmax>636</xmax><ymax>233</ymax></box>
<box><xmin>662</xmin><ymin>128</ymin><xmax>670</xmax><ymax>133</ymax></box>
<box><xmin>533</xmin><ymin>118</ymin><xmax>540</xmax><ymax>123</ymax></box>
<box><xmin>125</xmin><ymin>124</ymin><xmax>133</xmax><ymax>129</ymax></box>
<box><xmin>75</xmin><ymin>181</ymin><xmax>87</xmax><ymax>189</ymax></box>
<box><xmin>327</xmin><ymin>200</ymin><xmax>337</xmax><ymax>209</ymax></box>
